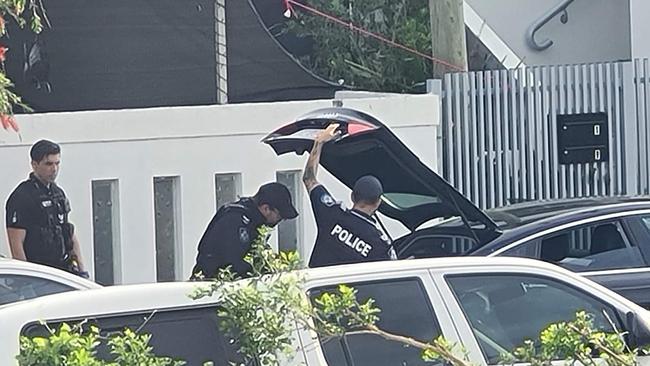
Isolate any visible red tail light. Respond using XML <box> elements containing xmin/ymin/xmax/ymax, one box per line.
<box><xmin>347</xmin><ymin>120</ymin><xmax>376</xmax><ymax>135</ymax></box>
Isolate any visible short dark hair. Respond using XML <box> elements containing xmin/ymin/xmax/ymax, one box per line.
<box><xmin>352</xmin><ymin>175</ymin><xmax>383</xmax><ymax>204</ymax></box>
<box><xmin>30</xmin><ymin>140</ymin><xmax>61</xmax><ymax>162</ymax></box>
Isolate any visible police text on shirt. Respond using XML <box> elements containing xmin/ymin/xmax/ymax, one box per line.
<box><xmin>330</xmin><ymin>224</ymin><xmax>373</xmax><ymax>257</ymax></box>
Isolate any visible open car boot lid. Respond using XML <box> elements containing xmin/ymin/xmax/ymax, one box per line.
<box><xmin>263</xmin><ymin>107</ymin><xmax>498</xmax><ymax>233</ymax></box>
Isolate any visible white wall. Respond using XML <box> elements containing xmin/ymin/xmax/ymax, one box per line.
<box><xmin>465</xmin><ymin>0</ymin><xmax>631</xmax><ymax>66</ymax></box>
<box><xmin>630</xmin><ymin>0</ymin><xmax>650</xmax><ymax>60</ymax></box>
<box><xmin>0</xmin><ymin>94</ymin><xmax>440</xmax><ymax>284</ymax></box>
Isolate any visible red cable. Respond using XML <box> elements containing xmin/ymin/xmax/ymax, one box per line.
<box><xmin>286</xmin><ymin>0</ymin><xmax>465</xmax><ymax>72</ymax></box>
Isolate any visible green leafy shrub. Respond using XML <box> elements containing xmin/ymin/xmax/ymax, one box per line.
<box><xmin>17</xmin><ymin>322</ymin><xmax>184</xmax><ymax>366</ymax></box>
<box><xmin>284</xmin><ymin>0</ymin><xmax>433</xmax><ymax>92</ymax></box>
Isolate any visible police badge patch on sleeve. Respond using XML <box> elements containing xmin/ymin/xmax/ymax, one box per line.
<box><xmin>239</xmin><ymin>227</ymin><xmax>250</xmax><ymax>244</ymax></box>
<box><xmin>320</xmin><ymin>194</ymin><xmax>335</xmax><ymax>207</ymax></box>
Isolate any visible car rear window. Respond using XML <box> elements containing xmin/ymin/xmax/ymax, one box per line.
<box><xmin>0</xmin><ymin>275</ymin><xmax>75</xmax><ymax>305</ymax></box>
<box><xmin>21</xmin><ymin>305</ymin><xmax>245</xmax><ymax>365</ymax></box>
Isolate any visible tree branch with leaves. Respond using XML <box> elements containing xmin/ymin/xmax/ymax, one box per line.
<box><xmin>0</xmin><ymin>0</ymin><xmax>47</xmax><ymax>132</ymax></box>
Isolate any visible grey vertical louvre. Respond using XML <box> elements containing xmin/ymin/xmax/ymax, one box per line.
<box><xmin>154</xmin><ymin>176</ymin><xmax>180</xmax><ymax>282</ymax></box>
<box><xmin>441</xmin><ymin>59</ymin><xmax>649</xmax><ymax>210</ymax></box>
<box><xmin>276</xmin><ymin>171</ymin><xmax>302</xmax><ymax>254</ymax></box>
<box><xmin>478</xmin><ymin>73</ymin><xmax>487</xmax><ymax>207</ymax></box>
<box><xmin>215</xmin><ymin>173</ymin><xmax>241</xmax><ymax>210</ymax></box>
<box><xmin>91</xmin><ymin>179</ymin><xmax>120</xmax><ymax>286</ymax></box>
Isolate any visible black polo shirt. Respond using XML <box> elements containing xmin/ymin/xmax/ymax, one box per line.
<box><xmin>193</xmin><ymin>197</ymin><xmax>266</xmax><ymax>279</ymax></box>
<box><xmin>308</xmin><ymin>185</ymin><xmax>392</xmax><ymax>268</ymax></box>
<box><xmin>5</xmin><ymin>174</ymin><xmax>71</xmax><ymax>268</ymax></box>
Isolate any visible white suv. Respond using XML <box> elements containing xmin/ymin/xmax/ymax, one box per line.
<box><xmin>1</xmin><ymin>257</ymin><xmax>649</xmax><ymax>366</ymax></box>
<box><xmin>0</xmin><ymin>257</ymin><xmax>99</xmax><ymax>306</ymax></box>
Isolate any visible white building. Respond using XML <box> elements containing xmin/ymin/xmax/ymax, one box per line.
<box><xmin>0</xmin><ymin>94</ymin><xmax>440</xmax><ymax>284</ymax></box>
<box><xmin>465</xmin><ymin>0</ymin><xmax>650</xmax><ymax>67</ymax></box>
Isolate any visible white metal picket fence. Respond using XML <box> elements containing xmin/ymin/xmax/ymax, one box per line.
<box><xmin>441</xmin><ymin>59</ymin><xmax>650</xmax><ymax>210</ymax></box>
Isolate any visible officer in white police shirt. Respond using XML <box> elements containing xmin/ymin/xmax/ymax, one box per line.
<box><xmin>191</xmin><ymin>182</ymin><xmax>298</xmax><ymax>279</ymax></box>
<box><xmin>303</xmin><ymin>124</ymin><xmax>396</xmax><ymax>268</ymax></box>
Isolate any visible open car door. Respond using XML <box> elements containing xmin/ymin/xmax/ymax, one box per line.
<box><xmin>263</xmin><ymin>107</ymin><xmax>498</xmax><ymax>234</ymax></box>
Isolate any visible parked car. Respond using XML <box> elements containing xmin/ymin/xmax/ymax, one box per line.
<box><xmin>1</xmin><ymin>257</ymin><xmax>649</xmax><ymax>366</ymax></box>
<box><xmin>263</xmin><ymin>107</ymin><xmax>650</xmax><ymax>307</ymax></box>
<box><xmin>0</xmin><ymin>257</ymin><xmax>100</xmax><ymax>306</ymax></box>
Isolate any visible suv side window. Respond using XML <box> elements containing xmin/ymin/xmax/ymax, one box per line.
<box><xmin>22</xmin><ymin>306</ymin><xmax>242</xmax><ymax>366</ymax></box>
<box><xmin>311</xmin><ymin>278</ymin><xmax>441</xmax><ymax>366</ymax></box>
<box><xmin>503</xmin><ymin>220</ymin><xmax>645</xmax><ymax>272</ymax></box>
<box><xmin>447</xmin><ymin>274</ymin><xmax>621</xmax><ymax>365</ymax></box>
<box><xmin>0</xmin><ymin>275</ymin><xmax>74</xmax><ymax>305</ymax></box>
<box><xmin>399</xmin><ymin>235</ymin><xmax>478</xmax><ymax>258</ymax></box>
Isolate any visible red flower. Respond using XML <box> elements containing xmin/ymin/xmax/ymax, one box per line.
<box><xmin>0</xmin><ymin>46</ymin><xmax>8</xmax><ymax>62</ymax></box>
<box><xmin>0</xmin><ymin>114</ymin><xmax>18</xmax><ymax>132</ymax></box>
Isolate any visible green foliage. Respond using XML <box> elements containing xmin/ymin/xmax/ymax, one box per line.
<box><xmin>108</xmin><ymin>329</ymin><xmax>185</xmax><ymax>366</ymax></box>
<box><xmin>421</xmin><ymin>336</ymin><xmax>469</xmax><ymax>365</ymax></box>
<box><xmin>244</xmin><ymin>226</ymin><xmax>303</xmax><ymax>276</ymax></box>
<box><xmin>0</xmin><ymin>0</ymin><xmax>47</xmax><ymax>32</ymax></box>
<box><xmin>190</xmin><ymin>226</ymin><xmax>308</xmax><ymax>366</ymax></box>
<box><xmin>0</xmin><ymin>0</ymin><xmax>45</xmax><ymax>130</ymax></box>
<box><xmin>502</xmin><ymin>311</ymin><xmax>638</xmax><ymax>366</ymax></box>
<box><xmin>285</xmin><ymin>0</ymin><xmax>433</xmax><ymax>92</ymax></box>
<box><xmin>17</xmin><ymin>323</ymin><xmax>103</xmax><ymax>366</ymax></box>
<box><xmin>17</xmin><ymin>322</ymin><xmax>185</xmax><ymax>366</ymax></box>
<box><xmin>312</xmin><ymin>284</ymin><xmax>380</xmax><ymax>336</ymax></box>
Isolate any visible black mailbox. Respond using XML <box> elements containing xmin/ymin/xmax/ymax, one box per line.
<box><xmin>557</xmin><ymin>113</ymin><xmax>608</xmax><ymax>164</ymax></box>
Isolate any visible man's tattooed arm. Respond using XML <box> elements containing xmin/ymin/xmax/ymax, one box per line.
<box><xmin>302</xmin><ymin>123</ymin><xmax>339</xmax><ymax>192</ymax></box>
<box><xmin>302</xmin><ymin>140</ymin><xmax>323</xmax><ymax>192</ymax></box>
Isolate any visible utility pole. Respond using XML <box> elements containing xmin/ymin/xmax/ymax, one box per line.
<box><xmin>429</xmin><ymin>0</ymin><xmax>468</xmax><ymax>78</ymax></box>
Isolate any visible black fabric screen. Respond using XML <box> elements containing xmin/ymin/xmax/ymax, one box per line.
<box><xmin>226</xmin><ymin>0</ymin><xmax>342</xmax><ymax>103</ymax></box>
<box><xmin>3</xmin><ymin>0</ymin><xmax>346</xmax><ymax>112</ymax></box>
<box><xmin>5</xmin><ymin>0</ymin><xmax>217</xmax><ymax>113</ymax></box>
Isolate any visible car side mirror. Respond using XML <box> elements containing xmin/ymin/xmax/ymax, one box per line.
<box><xmin>626</xmin><ymin>311</ymin><xmax>650</xmax><ymax>348</ymax></box>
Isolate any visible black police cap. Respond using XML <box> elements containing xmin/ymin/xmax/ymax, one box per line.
<box><xmin>255</xmin><ymin>182</ymin><xmax>299</xmax><ymax>219</ymax></box>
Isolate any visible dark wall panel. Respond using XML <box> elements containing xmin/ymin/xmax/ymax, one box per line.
<box><xmin>5</xmin><ymin>0</ymin><xmax>216</xmax><ymax>112</ymax></box>
<box><xmin>226</xmin><ymin>0</ymin><xmax>342</xmax><ymax>103</ymax></box>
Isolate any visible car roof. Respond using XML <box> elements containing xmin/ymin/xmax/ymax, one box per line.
<box><xmin>0</xmin><ymin>257</ymin><xmax>629</xmax><ymax>319</ymax></box>
<box><xmin>0</xmin><ymin>258</ymin><xmax>101</xmax><ymax>291</ymax></box>
<box><xmin>485</xmin><ymin>196</ymin><xmax>650</xmax><ymax>230</ymax></box>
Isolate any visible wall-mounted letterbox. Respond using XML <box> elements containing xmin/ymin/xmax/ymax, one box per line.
<box><xmin>557</xmin><ymin>113</ymin><xmax>609</xmax><ymax>164</ymax></box>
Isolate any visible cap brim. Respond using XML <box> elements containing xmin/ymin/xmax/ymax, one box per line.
<box><xmin>280</xmin><ymin>205</ymin><xmax>299</xmax><ymax>220</ymax></box>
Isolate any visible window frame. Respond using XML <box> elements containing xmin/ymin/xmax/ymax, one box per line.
<box><xmin>501</xmin><ymin>215</ymin><xmax>650</xmax><ymax>272</ymax></box>
<box><xmin>623</xmin><ymin>214</ymin><xmax>650</xmax><ymax>263</ymax></box>
<box><xmin>276</xmin><ymin>170</ymin><xmax>304</xmax><ymax>255</ymax></box>
<box><xmin>91</xmin><ymin>179</ymin><xmax>122</xmax><ymax>286</ymax></box>
<box><xmin>444</xmin><ymin>272</ymin><xmax>625</xmax><ymax>365</ymax></box>
<box><xmin>0</xmin><ymin>274</ymin><xmax>76</xmax><ymax>305</ymax></box>
<box><xmin>398</xmin><ymin>233</ymin><xmax>479</xmax><ymax>258</ymax></box>
<box><xmin>20</xmin><ymin>303</ymin><xmax>241</xmax><ymax>365</ymax></box>
<box><xmin>307</xmin><ymin>276</ymin><xmax>444</xmax><ymax>366</ymax></box>
<box><xmin>153</xmin><ymin>175</ymin><xmax>183</xmax><ymax>282</ymax></box>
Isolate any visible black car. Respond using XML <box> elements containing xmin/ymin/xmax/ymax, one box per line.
<box><xmin>263</xmin><ymin>107</ymin><xmax>650</xmax><ymax>307</ymax></box>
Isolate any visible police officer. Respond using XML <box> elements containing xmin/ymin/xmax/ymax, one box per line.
<box><xmin>192</xmin><ymin>182</ymin><xmax>299</xmax><ymax>279</ymax></box>
<box><xmin>5</xmin><ymin>140</ymin><xmax>88</xmax><ymax>277</ymax></box>
<box><xmin>303</xmin><ymin>124</ymin><xmax>395</xmax><ymax>267</ymax></box>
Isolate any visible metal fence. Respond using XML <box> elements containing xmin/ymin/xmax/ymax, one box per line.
<box><xmin>441</xmin><ymin>59</ymin><xmax>650</xmax><ymax>210</ymax></box>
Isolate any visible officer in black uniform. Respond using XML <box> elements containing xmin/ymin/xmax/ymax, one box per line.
<box><xmin>192</xmin><ymin>182</ymin><xmax>298</xmax><ymax>279</ymax></box>
<box><xmin>5</xmin><ymin>140</ymin><xmax>88</xmax><ymax>277</ymax></box>
<box><xmin>303</xmin><ymin>124</ymin><xmax>396</xmax><ymax>268</ymax></box>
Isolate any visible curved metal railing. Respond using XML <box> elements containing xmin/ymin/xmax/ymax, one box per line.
<box><xmin>526</xmin><ymin>0</ymin><xmax>576</xmax><ymax>51</ymax></box>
